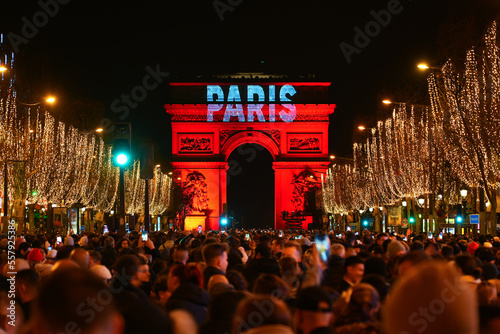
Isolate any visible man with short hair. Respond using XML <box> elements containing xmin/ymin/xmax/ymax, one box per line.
<box><xmin>282</xmin><ymin>241</ymin><xmax>303</xmax><ymax>264</ymax></box>
<box><xmin>173</xmin><ymin>245</ymin><xmax>189</xmax><ymax>265</ymax></box>
<box><xmin>367</xmin><ymin>232</ymin><xmax>388</xmax><ymax>253</ymax></box>
<box><xmin>16</xmin><ymin>269</ymin><xmax>38</xmax><ymax>321</ymax></box>
<box><xmin>202</xmin><ymin>243</ymin><xmax>229</xmax><ymax>288</ymax></box>
<box><xmin>271</xmin><ymin>237</ymin><xmax>285</xmax><ymax>259</ymax></box>
<box><xmin>338</xmin><ymin>256</ymin><xmax>364</xmax><ymax>293</ymax></box>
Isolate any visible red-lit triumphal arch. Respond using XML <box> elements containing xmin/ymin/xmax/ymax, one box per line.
<box><xmin>165</xmin><ymin>81</ymin><xmax>335</xmax><ymax>230</ymax></box>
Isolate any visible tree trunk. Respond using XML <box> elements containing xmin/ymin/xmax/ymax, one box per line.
<box><xmin>489</xmin><ymin>194</ymin><xmax>497</xmax><ymax>236</ymax></box>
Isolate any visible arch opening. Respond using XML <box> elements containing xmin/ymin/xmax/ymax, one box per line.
<box><xmin>226</xmin><ymin>143</ymin><xmax>274</xmax><ymax>230</ymax></box>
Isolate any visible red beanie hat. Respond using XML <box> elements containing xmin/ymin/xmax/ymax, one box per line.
<box><xmin>27</xmin><ymin>248</ymin><xmax>43</xmax><ymax>262</ymax></box>
<box><xmin>467</xmin><ymin>242</ymin><xmax>479</xmax><ymax>255</ymax></box>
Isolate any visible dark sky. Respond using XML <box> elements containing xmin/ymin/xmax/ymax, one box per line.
<box><xmin>2</xmin><ymin>0</ymin><xmax>499</xmax><ymax>161</ymax></box>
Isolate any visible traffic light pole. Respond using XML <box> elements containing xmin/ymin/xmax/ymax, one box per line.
<box><xmin>119</xmin><ymin>166</ymin><xmax>126</xmax><ymax>236</ymax></box>
<box><xmin>144</xmin><ymin>178</ymin><xmax>150</xmax><ymax>233</ymax></box>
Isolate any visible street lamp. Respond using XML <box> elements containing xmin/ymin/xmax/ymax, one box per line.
<box><xmin>381</xmin><ymin>99</ymin><xmax>429</xmax><ymax>109</ymax></box>
<box><xmin>418</xmin><ymin>198</ymin><xmax>425</xmax><ymax>206</ymax></box>
<box><xmin>460</xmin><ymin>188</ymin><xmax>468</xmax><ymax>199</ymax></box>
<box><xmin>17</xmin><ymin>96</ymin><xmax>57</xmax><ymax>107</ymax></box>
<box><xmin>417</xmin><ymin>63</ymin><xmax>441</xmax><ymax>71</ymax></box>
<box><xmin>402</xmin><ymin>200</ymin><xmax>407</xmax><ymax>207</ymax></box>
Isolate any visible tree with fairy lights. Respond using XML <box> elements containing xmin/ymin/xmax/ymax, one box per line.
<box><xmin>428</xmin><ymin>22</ymin><xmax>500</xmax><ymax>236</ymax></box>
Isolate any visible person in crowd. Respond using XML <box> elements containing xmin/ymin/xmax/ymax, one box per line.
<box><xmin>69</xmin><ymin>247</ymin><xmax>90</xmax><ymax>269</ymax></box>
<box><xmin>16</xmin><ymin>269</ymin><xmax>38</xmax><ymax>322</ymax></box>
<box><xmin>202</xmin><ymin>243</ymin><xmax>229</xmax><ymax>288</ymax></box>
<box><xmin>110</xmin><ymin>254</ymin><xmax>172</xmax><ymax>334</ymax></box>
<box><xmin>26</xmin><ymin>248</ymin><xmax>43</xmax><ymax>269</ymax></box>
<box><xmin>279</xmin><ymin>256</ymin><xmax>302</xmax><ymax>298</ymax></box>
<box><xmin>232</xmin><ymin>295</ymin><xmax>294</xmax><ymax>334</ymax></box>
<box><xmin>396</xmin><ymin>251</ymin><xmax>430</xmax><ymax>278</ymax></box>
<box><xmin>101</xmin><ymin>236</ymin><xmax>118</xmax><ymax>270</ymax></box>
<box><xmin>253</xmin><ymin>274</ymin><xmax>292</xmax><ymax>303</ymax></box>
<box><xmin>89</xmin><ymin>264</ymin><xmax>112</xmax><ymax>283</ymax></box>
<box><xmin>244</xmin><ymin>243</ymin><xmax>281</xmax><ymax>288</ymax></box>
<box><xmin>226</xmin><ymin>236</ymin><xmax>244</xmax><ymax>270</ymax></box>
<box><xmin>293</xmin><ymin>286</ymin><xmax>336</xmax><ymax>334</ymax></box>
<box><xmin>116</xmin><ymin>237</ymin><xmax>130</xmax><ymax>253</ymax></box>
<box><xmin>455</xmin><ymin>254</ymin><xmax>482</xmax><ymax>285</ymax></box>
<box><xmin>338</xmin><ymin>256</ymin><xmax>364</xmax><ymax>293</ymax></box>
<box><xmin>165</xmin><ymin>263</ymin><xmax>209</xmax><ymax>325</ymax></box>
<box><xmin>271</xmin><ymin>237</ymin><xmax>285</xmax><ymax>259</ymax></box>
<box><xmin>282</xmin><ymin>242</ymin><xmax>303</xmax><ymax>265</ymax></box>
<box><xmin>333</xmin><ymin>283</ymin><xmax>380</xmax><ymax>332</ymax></box>
<box><xmin>151</xmin><ymin>275</ymin><xmax>170</xmax><ymax>307</ymax></box>
<box><xmin>31</xmin><ymin>267</ymin><xmax>126</xmax><ymax>334</ymax></box>
<box><xmin>477</xmin><ymin>281</ymin><xmax>498</xmax><ymax>306</ymax></box>
<box><xmin>367</xmin><ymin>233</ymin><xmax>388</xmax><ymax>254</ymax></box>
<box><xmin>226</xmin><ymin>269</ymin><xmax>249</xmax><ymax>291</ymax></box>
<box><xmin>384</xmin><ymin>261</ymin><xmax>478</xmax><ymax>334</ymax></box>
<box><xmin>200</xmin><ymin>290</ymin><xmax>248</xmax><ymax>334</ymax></box>
<box><xmin>16</xmin><ymin>242</ymin><xmax>31</xmax><ymax>259</ymax></box>
<box><xmin>88</xmin><ymin>250</ymin><xmax>102</xmax><ymax>267</ymax></box>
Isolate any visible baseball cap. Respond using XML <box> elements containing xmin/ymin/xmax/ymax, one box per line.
<box><xmin>295</xmin><ymin>286</ymin><xmax>336</xmax><ymax>313</ymax></box>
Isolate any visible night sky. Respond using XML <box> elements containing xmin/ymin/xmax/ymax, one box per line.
<box><xmin>2</xmin><ymin>0</ymin><xmax>499</xmax><ymax>224</ymax></box>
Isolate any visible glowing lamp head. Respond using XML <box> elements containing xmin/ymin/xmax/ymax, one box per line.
<box><xmin>382</xmin><ymin>100</ymin><xmax>392</xmax><ymax>105</ymax></box>
<box><xmin>116</xmin><ymin>154</ymin><xmax>128</xmax><ymax>165</ymax></box>
<box><xmin>0</xmin><ymin>66</ymin><xmax>7</xmax><ymax>72</ymax></box>
<box><xmin>46</xmin><ymin>97</ymin><xmax>56</xmax><ymax>103</ymax></box>
<box><xmin>417</xmin><ymin>64</ymin><xmax>429</xmax><ymax>70</ymax></box>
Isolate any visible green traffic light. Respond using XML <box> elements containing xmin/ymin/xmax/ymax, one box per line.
<box><xmin>32</xmin><ymin>190</ymin><xmax>38</xmax><ymax>197</ymax></box>
<box><xmin>116</xmin><ymin>153</ymin><xmax>128</xmax><ymax>165</ymax></box>
<box><xmin>409</xmin><ymin>217</ymin><xmax>415</xmax><ymax>223</ymax></box>
<box><xmin>363</xmin><ymin>220</ymin><xmax>368</xmax><ymax>226</ymax></box>
<box><xmin>457</xmin><ymin>216</ymin><xmax>463</xmax><ymax>223</ymax></box>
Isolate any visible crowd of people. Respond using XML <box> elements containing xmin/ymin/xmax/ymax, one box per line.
<box><xmin>0</xmin><ymin>228</ymin><xmax>499</xmax><ymax>334</ymax></box>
